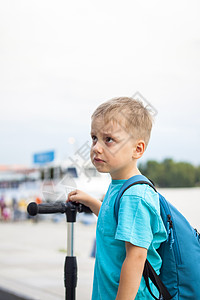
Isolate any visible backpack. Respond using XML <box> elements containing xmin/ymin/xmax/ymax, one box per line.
<box><xmin>114</xmin><ymin>174</ymin><xmax>200</xmax><ymax>300</ymax></box>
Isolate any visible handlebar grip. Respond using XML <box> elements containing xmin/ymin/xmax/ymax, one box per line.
<box><xmin>78</xmin><ymin>204</ymin><xmax>92</xmax><ymax>214</ymax></box>
<box><xmin>27</xmin><ymin>202</ymin><xmax>66</xmax><ymax>216</ymax></box>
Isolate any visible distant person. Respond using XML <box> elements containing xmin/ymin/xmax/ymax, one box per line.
<box><xmin>35</xmin><ymin>196</ymin><xmax>42</xmax><ymax>205</ymax></box>
<box><xmin>2</xmin><ymin>205</ymin><xmax>11</xmax><ymax>221</ymax></box>
<box><xmin>67</xmin><ymin>97</ymin><xmax>167</xmax><ymax>299</ymax></box>
<box><xmin>0</xmin><ymin>195</ymin><xmax>6</xmax><ymax>220</ymax></box>
<box><xmin>12</xmin><ymin>197</ymin><xmax>20</xmax><ymax>221</ymax></box>
<box><xmin>0</xmin><ymin>195</ymin><xmax>11</xmax><ymax>221</ymax></box>
<box><xmin>18</xmin><ymin>197</ymin><xmax>28</xmax><ymax>220</ymax></box>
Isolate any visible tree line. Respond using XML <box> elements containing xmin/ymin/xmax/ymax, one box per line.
<box><xmin>139</xmin><ymin>158</ymin><xmax>200</xmax><ymax>188</ymax></box>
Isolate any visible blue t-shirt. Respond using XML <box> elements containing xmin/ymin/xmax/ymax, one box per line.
<box><xmin>92</xmin><ymin>180</ymin><xmax>167</xmax><ymax>300</ymax></box>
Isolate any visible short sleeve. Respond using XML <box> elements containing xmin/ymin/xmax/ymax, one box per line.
<box><xmin>115</xmin><ymin>185</ymin><xmax>160</xmax><ymax>249</ymax></box>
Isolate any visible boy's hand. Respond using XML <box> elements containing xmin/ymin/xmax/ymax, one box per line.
<box><xmin>67</xmin><ymin>189</ymin><xmax>102</xmax><ymax>216</ymax></box>
<box><xmin>67</xmin><ymin>190</ymin><xmax>92</xmax><ymax>206</ymax></box>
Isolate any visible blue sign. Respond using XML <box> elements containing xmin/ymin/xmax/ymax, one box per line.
<box><xmin>33</xmin><ymin>151</ymin><xmax>55</xmax><ymax>164</ymax></box>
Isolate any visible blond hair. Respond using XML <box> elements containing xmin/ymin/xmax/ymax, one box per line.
<box><xmin>91</xmin><ymin>97</ymin><xmax>154</xmax><ymax>148</ymax></box>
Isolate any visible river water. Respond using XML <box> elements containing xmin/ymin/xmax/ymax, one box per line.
<box><xmin>1</xmin><ymin>182</ymin><xmax>200</xmax><ymax>230</ymax></box>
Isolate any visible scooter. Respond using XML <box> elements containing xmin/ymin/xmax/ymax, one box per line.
<box><xmin>27</xmin><ymin>201</ymin><xmax>92</xmax><ymax>300</ymax></box>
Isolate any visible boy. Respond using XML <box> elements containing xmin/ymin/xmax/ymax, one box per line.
<box><xmin>67</xmin><ymin>97</ymin><xmax>167</xmax><ymax>299</ymax></box>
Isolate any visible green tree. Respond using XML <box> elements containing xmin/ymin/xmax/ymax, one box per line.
<box><xmin>139</xmin><ymin>160</ymin><xmax>165</xmax><ymax>186</ymax></box>
<box><xmin>139</xmin><ymin>158</ymin><xmax>198</xmax><ymax>187</ymax></box>
<box><xmin>174</xmin><ymin>162</ymin><xmax>196</xmax><ymax>187</ymax></box>
<box><xmin>195</xmin><ymin>166</ymin><xmax>200</xmax><ymax>186</ymax></box>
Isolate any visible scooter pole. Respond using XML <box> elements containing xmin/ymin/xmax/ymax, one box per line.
<box><xmin>64</xmin><ymin>202</ymin><xmax>78</xmax><ymax>300</ymax></box>
<box><xmin>27</xmin><ymin>201</ymin><xmax>92</xmax><ymax>300</ymax></box>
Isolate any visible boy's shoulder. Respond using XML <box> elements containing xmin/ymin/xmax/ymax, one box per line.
<box><xmin>122</xmin><ymin>183</ymin><xmax>160</xmax><ymax>216</ymax></box>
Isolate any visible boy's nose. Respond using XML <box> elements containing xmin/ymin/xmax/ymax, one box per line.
<box><xmin>92</xmin><ymin>141</ymin><xmax>103</xmax><ymax>154</ymax></box>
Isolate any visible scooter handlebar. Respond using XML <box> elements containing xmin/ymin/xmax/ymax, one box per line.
<box><xmin>27</xmin><ymin>201</ymin><xmax>92</xmax><ymax>216</ymax></box>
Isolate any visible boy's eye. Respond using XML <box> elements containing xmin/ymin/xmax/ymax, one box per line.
<box><xmin>91</xmin><ymin>135</ymin><xmax>97</xmax><ymax>142</ymax></box>
<box><xmin>105</xmin><ymin>137</ymin><xmax>114</xmax><ymax>143</ymax></box>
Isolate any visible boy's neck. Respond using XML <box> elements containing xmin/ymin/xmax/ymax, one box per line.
<box><xmin>110</xmin><ymin>168</ymin><xmax>141</xmax><ymax>180</ymax></box>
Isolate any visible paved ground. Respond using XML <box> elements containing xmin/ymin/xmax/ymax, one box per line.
<box><xmin>0</xmin><ymin>218</ymin><xmax>96</xmax><ymax>300</ymax></box>
<box><xmin>1</xmin><ymin>188</ymin><xmax>199</xmax><ymax>300</ymax></box>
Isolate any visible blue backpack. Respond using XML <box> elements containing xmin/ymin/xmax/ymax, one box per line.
<box><xmin>114</xmin><ymin>175</ymin><xmax>200</xmax><ymax>300</ymax></box>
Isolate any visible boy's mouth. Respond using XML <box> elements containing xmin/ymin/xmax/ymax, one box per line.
<box><xmin>94</xmin><ymin>157</ymin><xmax>105</xmax><ymax>163</ymax></box>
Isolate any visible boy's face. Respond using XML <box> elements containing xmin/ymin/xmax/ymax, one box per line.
<box><xmin>90</xmin><ymin>116</ymin><xmax>142</xmax><ymax>180</ymax></box>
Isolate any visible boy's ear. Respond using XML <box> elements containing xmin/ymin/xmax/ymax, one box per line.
<box><xmin>132</xmin><ymin>140</ymin><xmax>145</xmax><ymax>159</ymax></box>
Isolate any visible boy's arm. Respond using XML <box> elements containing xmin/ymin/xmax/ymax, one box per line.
<box><xmin>67</xmin><ymin>189</ymin><xmax>102</xmax><ymax>216</ymax></box>
<box><xmin>115</xmin><ymin>242</ymin><xmax>147</xmax><ymax>300</ymax></box>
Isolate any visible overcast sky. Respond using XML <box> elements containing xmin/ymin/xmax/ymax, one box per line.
<box><xmin>0</xmin><ymin>0</ymin><xmax>200</xmax><ymax>166</ymax></box>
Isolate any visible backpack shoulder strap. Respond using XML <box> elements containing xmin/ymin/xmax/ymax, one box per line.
<box><xmin>114</xmin><ymin>175</ymin><xmax>172</xmax><ymax>299</ymax></box>
<box><xmin>114</xmin><ymin>174</ymin><xmax>157</xmax><ymax>223</ymax></box>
